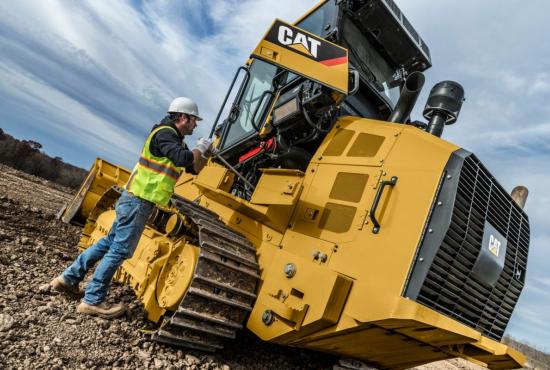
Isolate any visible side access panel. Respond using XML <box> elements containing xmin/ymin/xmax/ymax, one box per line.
<box><xmin>248</xmin><ymin>248</ymin><xmax>352</xmax><ymax>344</ymax></box>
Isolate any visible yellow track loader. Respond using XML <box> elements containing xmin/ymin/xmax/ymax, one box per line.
<box><xmin>60</xmin><ymin>1</ymin><xmax>530</xmax><ymax>368</ymax></box>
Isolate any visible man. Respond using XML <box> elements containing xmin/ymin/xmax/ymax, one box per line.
<box><xmin>50</xmin><ymin>97</ymin><xmax>214</xmax><ymax>318</ymax></box>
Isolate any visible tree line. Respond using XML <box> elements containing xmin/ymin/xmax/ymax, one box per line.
<box><xmin>0</xmin><ymin>128</ymin><xmax>86</xmax><ymax>189</ymax></box>
<box><xmin>503</xmin><ymin>336</ymin><xmax>550</xmax><ymax>368</ymax></box>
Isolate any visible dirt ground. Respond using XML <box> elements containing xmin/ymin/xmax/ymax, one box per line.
<box><xmin>0</xmin><ymin>164</ymin><xmax>529</xmax><ymax>369</ymax></box>
<box><xmin>0</xmin><ymin>164</ymin><xmax>340</xmax><ymax>369</ymax></box>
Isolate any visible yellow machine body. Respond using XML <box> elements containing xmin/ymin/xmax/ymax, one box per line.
<box><xmin>65</xmin><ymin>118</ymin><xmax>524</xmax><ymax>369</ymax></box>
<box><xmin>61</xmin><ymin>1</ymin><xmax>528</xmax><ymax>368</ymax></box>
<box><xmin>178</xmin><ymin>118</ymin><xmax>525</xmax><ymax>369</ymax></box>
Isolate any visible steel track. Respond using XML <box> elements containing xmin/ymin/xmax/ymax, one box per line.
<box><xmin>151</xmin><ymin>196</ymin><xmax>259</xmax><ymax>351</ymax></box>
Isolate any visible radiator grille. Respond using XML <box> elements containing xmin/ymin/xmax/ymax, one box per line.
<box><xmin>415</xmin><ymin>154</ymin><xmax>529</xmax><ymax>340</ymax></box>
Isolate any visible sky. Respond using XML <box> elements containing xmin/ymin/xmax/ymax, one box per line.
<box><xmin>0</xmin><ymin>0</ymin><xmax>548</xmax><ymax>352</ymax></box>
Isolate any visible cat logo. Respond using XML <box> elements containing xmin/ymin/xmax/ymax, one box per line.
<box><xmin>488</xmin><ymin>234</ymin><xmax>501</xmax><ymax>257</ymax></box>
<box><xmin>252</xmin><ymin>19</ymin><xmax>349</xmax><ymax>93</ymax></box>
<box><xmin>261</xmin><ymin>19</ymin><xmax>348</xmax><ymax>67</ymax></box>
<box><xmin>277</xmin><ymin>25</ymin><xmax>321</xmax><ymax>58</ymax></box>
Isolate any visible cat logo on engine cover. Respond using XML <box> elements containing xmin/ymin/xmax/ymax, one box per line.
<box><xmin>471</xmin><ymin>222</ymin><xmax>508</xmax><ymax>287</ymax></box>
<box><xmin>488</xmin><ymin>234</ymin><xmax>501</xmax><ymax>257</ymax></box>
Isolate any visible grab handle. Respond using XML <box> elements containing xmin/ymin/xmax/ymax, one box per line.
<box><xmin>251</xmin><ymin>90</ymin><xmax>275</xmax><ymax>132</ymax></box>
<box><xmin>369</xmin><ymin>176</ymin><xmax>398</xmax><ymax>234</ymax></box>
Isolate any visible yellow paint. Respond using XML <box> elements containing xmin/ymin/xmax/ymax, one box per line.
<box><xmin>156</xmin><ymin>241</ymin><xmax>199</xmax><ymax>311</ymax></box>
<box><xmin>250</xmin><ymin>169</ymin><xmax>304</xmax><ymax>206</ymax></box>
<box><xmin>248</xmin><ymin>248</ymin><xmax>352</xmax><ymax>343</ymax></box>
<box><xmin>61</xmin><ymin>158</ymin><xmax>130</xmax><ymax>225</ymax></box>
<box><xmin>193</xmin><ymin>165</ymin><xmax>235</xmax><ymax>193</ymax></box>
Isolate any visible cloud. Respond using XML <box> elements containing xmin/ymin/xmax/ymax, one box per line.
<box><xmin>398</xmin><ymin>0</ymin><xmax>550</xmax><ymax>158</ymax></box>
<box><xmin>0</xmin><ymin>61</ymin><xmax>141</xmax><ymax>165</ymax></box>
<box><xmin>0</xmin><ymin>0</ymin><xmax>315</xmax><ymax>167</ymax></box>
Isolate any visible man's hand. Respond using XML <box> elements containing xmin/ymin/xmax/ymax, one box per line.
<box><xmin>194</xmin><ymin>138</ymin><xmax>214</xmax><ymax>159</ymax></box>
<box><xmin>204</xmin><ymin>146</ymin><xmax>219</xmax><ymax>159</ymax></box>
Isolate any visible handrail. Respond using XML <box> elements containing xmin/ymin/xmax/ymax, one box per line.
<box><xmin>209</xmin><ymin>66</ymin><xmax>250</xmax><ymax>138</ymax></box>
<box><xmin>370</xmin><ymin>176</ymin><xmax>398</xmax><ymax>234</ymax></box>
<box><xmin>251</xmin><ymin>90</ymin><xmax>275</xmax><ymax>132</ymax></box>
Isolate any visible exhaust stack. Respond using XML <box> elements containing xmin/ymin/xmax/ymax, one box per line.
<box><xmin>423</xmin><ymin>81</ymin><xmax>465</xmax><ymax>137</ymax></box>
<box><xmin>511</xmin><ymin>186</ymin><xmax>529</xmax><ymax>209</ymax></box>
<box><xmin>388</xmin><ymin>72</ymin><xmax>425</xmax><ymax>124</ymax></box>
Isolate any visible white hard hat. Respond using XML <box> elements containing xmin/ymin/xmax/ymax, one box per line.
<box><xmin>168</xmin><ymin>97</ymin><xmax>203</xmax><ymax>121</ymax></box>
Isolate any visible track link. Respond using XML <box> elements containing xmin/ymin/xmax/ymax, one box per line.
<box><xmin>151</xmin><ymin>196</ymin><xmax>260</xmax><ymax>351</ymax></box>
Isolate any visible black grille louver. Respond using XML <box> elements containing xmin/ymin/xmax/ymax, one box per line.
<box><xmin>405</xmin><ymin>151</ymin><xmax>529</xmax><ymax>341</ymax></box>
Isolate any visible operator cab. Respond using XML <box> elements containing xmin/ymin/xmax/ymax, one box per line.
<box><xmin>212</xmin><ymin>0</ymin><xmax>431</xmax><ymax>200</ymax></box>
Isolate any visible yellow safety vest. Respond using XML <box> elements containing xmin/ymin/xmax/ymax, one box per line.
<box><xmin>126</xmin><ymin>126</ymin><xmax>184</xmax><ymax>206</ymax></box>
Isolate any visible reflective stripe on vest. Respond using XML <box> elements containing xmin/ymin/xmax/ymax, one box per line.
<box><xmin>126</xmin><ymin>126</ymin><xmax>184</xmax><ymax>206</ymax></box>
<box><xmin>138</xmin><ymin>156</ymin><xmax>180</xmax><ymax>180</ymax></box>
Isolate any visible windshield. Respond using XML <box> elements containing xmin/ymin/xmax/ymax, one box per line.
<box><xmin>221</xmin><ymin>60</ymin><xmax>278</xmax><ymax>150</ymax></box>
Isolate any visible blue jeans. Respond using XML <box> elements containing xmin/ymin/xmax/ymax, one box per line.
<box><xmin>63</xmin><ymin>190</ymin><xmax>154</xmax><ymax>305</ymax></box>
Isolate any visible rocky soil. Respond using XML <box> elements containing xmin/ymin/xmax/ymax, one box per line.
<box><xmin>0</xmin><ymin>164</ymin><xmax>73</xmax><ymax>214</ymax></box>
<box><xmin>0</xmin><ymin>165</ymin><xmax>337</xmax><ymax>369</ymax></box>
<box><xmin>0</xmin><ymin>164</ymin><xmax>538</xmax><ymax>369</ymax></box>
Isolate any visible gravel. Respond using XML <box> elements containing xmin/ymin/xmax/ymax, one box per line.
<box><xmin>0</xmin><ymin>166</ymin><xmax>336</xmax><ymax>370</ymax></box>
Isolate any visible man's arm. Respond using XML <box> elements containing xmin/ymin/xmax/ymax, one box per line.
<box><xmin>151</xmin><ymin>128</ymin><xmax>193</xmax><ymax>166</ymax></box>
<box><xmin>151</xmin><ymin>128</ymin><xmax>206</xmax><ymax>173</ymax></box>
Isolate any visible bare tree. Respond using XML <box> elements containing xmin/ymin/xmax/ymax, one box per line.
<box><xmin>0</xmin><ymin>127</ymin><xmax>86</xmax><ymax>189</ymax></box>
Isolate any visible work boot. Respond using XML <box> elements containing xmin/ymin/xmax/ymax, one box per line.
<box><xmin>77</xmin><ymin>301</ymin><xmax>126</xmax><ymax>319</ymax></box>
<box><xmin>50</xmin><ymin>276</ymin><xmax>84</xmax><ymax>298</ymax></box>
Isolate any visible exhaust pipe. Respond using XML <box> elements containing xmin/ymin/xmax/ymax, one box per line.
<box><xmin>388</xmin><ymin>72</ymin><xmax>425</xmax><ymax>123</ymax></box>
<box><xmin>423</xmin><ymin>81</ymin><xmax>465</xmax><ymax>137</ymax></box>
<box><xmin>511</xmin><ymin>186</ymin><xmax>529</xmax><ymax>209</ymax></box>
